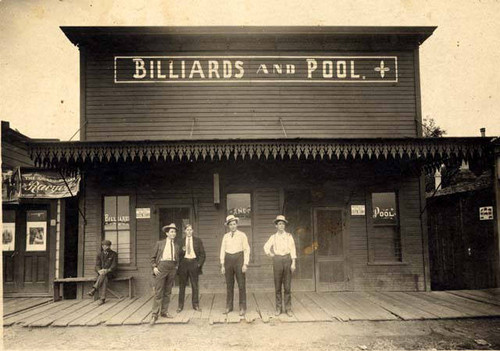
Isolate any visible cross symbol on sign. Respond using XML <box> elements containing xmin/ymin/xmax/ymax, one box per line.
<box><xmin>374</xmin><ymin>60</ymin><xmax>390</xmax><ymax>78</ymax></box>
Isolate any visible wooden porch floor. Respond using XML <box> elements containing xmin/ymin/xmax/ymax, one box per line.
<box><xmin>3</xmin><ymin>289</ymin><xmax>500</xmax><ymax>327</ymax></box>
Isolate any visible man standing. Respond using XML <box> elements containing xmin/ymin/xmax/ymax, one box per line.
<box><xmin>177</xmin><ymin>224</ymin><xmax>206</xmax><ymax>313</ymax></box>
<box><xmin>149</xmin><ymin>223</ymin><xmax>179</xmax><ymax>326</ymax></box>
<box><xmin>263</xmin><ymin>215</ymin><xmax>296</xmax><ymax>317</ymax></box>
<box><xmin>220</xmin><ymin>214</ymin><xmax>250</xmax><ymax>316</ymax></box>
<box><xmin>87</xmin><ymin>239</ymin><xmax>118</xmax><ymax>306</ymax></box>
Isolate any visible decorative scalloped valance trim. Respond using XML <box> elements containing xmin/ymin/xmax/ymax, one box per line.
<box><xmin>29</xmin><ymin>138</ymin><xmax>492</xmax><ymax>169</ymax></box>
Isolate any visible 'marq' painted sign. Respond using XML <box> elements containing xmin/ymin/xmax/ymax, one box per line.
<box><xmin>114</xmin><ymin>56</ymin><xmax>398</xmax><ymax>83</ymax></box>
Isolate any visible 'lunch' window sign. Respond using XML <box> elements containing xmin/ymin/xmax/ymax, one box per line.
<box><xmin>114</xmin><ymin>56</ymin><xmax>398</xmax><ymax>83</ymax></box>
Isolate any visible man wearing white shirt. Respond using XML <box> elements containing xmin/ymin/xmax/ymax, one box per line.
<box><xmin>264</xmin><ymin>215</ymin><xmax>296</xmax><ymax>317</ymax></box>
<box><xmin>177</xmin><ymin>224</ymin><xmax>205</xmax><ymax>313</ymax></box>
<box><xmin>220</xmin><ymin>215</ymin><xmax>250</xmax><ymax>316</ymax></box>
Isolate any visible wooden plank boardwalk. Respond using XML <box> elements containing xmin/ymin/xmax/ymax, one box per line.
<box><xmin>3</xmin><ymin>289</ymin><xmax>499</xmax><ymax>327</ymax></box>
<box><xmin>3</xmin><ymin>297</ymin><xmax>52</xmax><ymax>317</ymax></box>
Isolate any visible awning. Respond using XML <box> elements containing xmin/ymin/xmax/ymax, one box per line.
<box><xmin>27</xmin><ymin>137</ymin><xmax>495</xmax><ymax>176</ymax></box>
<box><xmin>2</xmin><ymin>168</ymin><xmax>80</xmax><ymax>203</ymax></box>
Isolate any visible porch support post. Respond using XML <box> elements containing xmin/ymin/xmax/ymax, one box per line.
<box><xmin>419</xmin><ymin>174</ymin><xmax>431</xmax><ymax>291</ymax></box>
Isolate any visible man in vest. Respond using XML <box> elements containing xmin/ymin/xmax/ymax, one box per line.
<box><xmin>87</xmin><ymin>239</ymin><xmax>118</xmax><ymax>305</ymax></box>
<box><xmin>264</xmin><ymin>215</ymin><xmax>296</xmax><ymax>317</ymax></box>
<box><xmin>177</xmin><ymin>224</ymin><xmax>206</xmax><ymax>312</ymax></box>
<box><xmin>149</xmin><ymin>223</ymin><xmax>180</xmax><ymax>326</ymax></box>
<box><xmin>220</xmin><ymin>215</ymin><xmax>250</xmax><ymax>316</ymax></box>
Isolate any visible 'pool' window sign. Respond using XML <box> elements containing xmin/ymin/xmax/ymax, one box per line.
<box><xmin>372</xmin><ymin>192</ymin><xmax>398</xmax><ymax>225</ymax></box>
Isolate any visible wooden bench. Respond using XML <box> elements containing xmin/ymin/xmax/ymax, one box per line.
<box><xmin>53</xmin><ymin>276</ymin><xmax>134</xmax><ymax>302</ymax></box>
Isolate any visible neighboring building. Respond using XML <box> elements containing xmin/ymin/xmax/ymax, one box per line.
<box><xmin>14</xmin><ymin>27</ymin><xmax>499</xmax><ymax>298</ymax></box>
<box><xmin>427</xmin><ymin>163</ymin><xmax>497</xmax><ymax>290</ymax></box>
<box><xmin>2</xmin><ymin>121</ymin><xmax>81</xmax><ymax>297</ymax></box>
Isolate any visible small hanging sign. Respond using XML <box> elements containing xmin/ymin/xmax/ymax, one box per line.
<box><xmin>479</xmin><ymin>206</ymin><xmax>494</xmax><ymax>220</ymax></box>
<box><xmin>351</xmin><ymin>205</ymin><xmax>366</xmax><ymax>216</ymax></box>
<box><xmin>136</xmin><ymin>208</ymin><xmax>151</xmax><ymax>219</ymax></box>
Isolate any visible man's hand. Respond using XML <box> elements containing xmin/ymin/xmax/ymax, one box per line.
<box><xmin>153</xmin><ymin>267</ymin><xmax>160</xmax><ymax>276</ymax></box>
<box><xmin>268</xmin><ymin>253</ymin><xmax>275</xmax><ymax>258</ymax></box>
<box><xmin>242</xmin><ymin>264</ymin><xmax>248</xmax><ymax>273</ymax></box>
<box><xmin>291</xmin><ymin>263</ymin><xmax>296</xmax><ymax>273</ymax></box>
<box><xmin>98</xmin><ymin>269</ymin><xmax>107</xmax><ymax>275</ymax></box>
<box><xmin>220</xmin><ymin>266</ymin><xmax>225</xmax><ymax>275</ymax></box>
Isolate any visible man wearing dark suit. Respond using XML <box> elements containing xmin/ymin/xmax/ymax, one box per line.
<box><xmin>177</xmin><ymin>224</ymin><xmax>206</xmax><ymax>312</ymax></box>
<box><xmin>87</xmin><ymin>239</ymin><xmax>118</xmax><ymax>305</ymax></box>
<box><xmin>149</xmin><ymin>223</ymin><xmax>180</xmax><ymax>326</ymax></box>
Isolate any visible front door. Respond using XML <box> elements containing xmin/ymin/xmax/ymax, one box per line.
<box><xmin>3</xmin><ymin>207</ymin><xmax>50</xmax><ymax>295</ymax></box>
<box><xmin>313</xmin><ymin>208</ymin><xmax>348</xmax><ymax>291</ymax></box>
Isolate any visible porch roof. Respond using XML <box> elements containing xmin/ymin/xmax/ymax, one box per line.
<box><xmin>28</xmin><ymin>137</ymin><xmax>494</xmax><ymax>171</ymax></box>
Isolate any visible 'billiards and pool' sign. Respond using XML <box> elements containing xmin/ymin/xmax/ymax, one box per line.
<box><xmin>114</xmin><ymin>56</ymin><xmax>398</xmax><ymax>83</ymax></box>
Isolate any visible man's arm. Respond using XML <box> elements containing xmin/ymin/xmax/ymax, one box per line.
<box><xmin>197</xmin><ymin>238</ymin><xmax>206</xmax><ymax>267</ymax></box>
<box><xmin>108</xmin><ymin>251</ymin><xmax>118</xmax><ymax>273</ymax></box>
<box><xmin>95</xmin><ymin>253</ymin><xmax>102</xmax><ymax>274</ymax></box>
<box><xmin>242</xmin><ymin>233</ymin><xmax>250</xmax><ymax>266</ymax></box>
<box><xmin>151</xmin><ymin>242</ymin><xmax>159</xmax><ymax>268</ymax></box>
<box><xmin>263</xmin><ymin>235</ymin><xmax>274</xmax><ymax>257</ymax></box>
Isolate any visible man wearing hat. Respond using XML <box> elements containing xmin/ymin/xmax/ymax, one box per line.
<box><xmin>149</xmin><ymin>223</ymin><xmax>180</xmax><ymax>325</ymax></box>
<box><xmin>87</xmin><ymin>239</ymin><xmax>118</xmax><ymax>305</ymax></box>
<box><xmin>219</xmin><ymin>215</ymin><xmax>250</xmax><ymax>316</ymax></box>
<box><xmin>264</xmin><ymin>215</ymin><xmax>297</xmax><ymax>317</ymax></box>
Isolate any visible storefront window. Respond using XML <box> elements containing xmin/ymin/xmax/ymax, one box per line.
<box><xmin>370</xmin><ymin>192</ymin><xmax>402</xmax><ymax>262</ymax></box>
<box><xmin>104</xmin><ymin>196</ymin><xmax>131</xmax><ymax>264</ymax></box>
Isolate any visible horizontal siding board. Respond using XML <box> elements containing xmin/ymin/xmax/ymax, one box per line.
<box><xmin>83</xmin><ymin>45</ymin><xmax>418</xmax><ymax>140</ymax></box>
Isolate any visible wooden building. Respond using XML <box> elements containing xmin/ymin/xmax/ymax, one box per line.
<box><xmin>23</xmin><ymin>27</ymin><xmax>499</xmax><ymax>298</ymax></box>
<box><xmin>1</xmin><ymin>122</ymin><xmax>81</xmax><ymax>297</ymax></box>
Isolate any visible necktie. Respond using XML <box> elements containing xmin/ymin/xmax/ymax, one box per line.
<box><xmin>170</xmin><ymin>239</ymin><xmax>174</xmax><ymax>260</ymax></box>
<box><xmin>187</xmin><ymin>237</ymin><xmax>192</xmax><ymax>255</ymax></box>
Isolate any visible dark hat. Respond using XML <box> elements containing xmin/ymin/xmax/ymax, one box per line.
<box><xmin>273</xmin><ymin>215</ymin><xmax>289</xmax><ymax>224</ymax></box>
<box><xmin>162</xmin><ymin>223</ymin><xmax>178</xmax><ymax>232</ymax></box>
<box><xmin>101</xmin><ymin>239</ymin><xmax>112</xmax><ymax>246</ymax></box>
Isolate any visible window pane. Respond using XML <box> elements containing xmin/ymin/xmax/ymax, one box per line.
<box><xmin>117</xmin><ymin>196</ymin><xmax>130</xmax><ymax>229</ymax></box>
<box><xmin>227</xmin><ymin>193</ymin><xmax>251</xmax><ymax>226</ymax></box>
<box><xmin>118</xmin><ymin>230</ymin><xmax>131</xmax><ymax>245</ymax></box>
<box><xmin>104</xmin><ymin>197</ymin><xmax>117</xmax><ymax>230</ymax></box>
<box><xmin>372</xmin><ymin>192</ymin><xmax>397</xmax><ymax>225</ymax></box>
<box><xmin>373</xmin><ymin>226</ymin><xmax>402</xmax><ymax>262</ymax></box>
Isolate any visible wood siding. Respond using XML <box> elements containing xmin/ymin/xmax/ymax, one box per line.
<box><xmin>79</xmin><ymin>160</ymin><xmax>425</xmax><ymax>295</ymax></box>
<box><xmin>83</xmin><ymin>44</ymin><xmax>418</xmax><ymax>141</ymax></box>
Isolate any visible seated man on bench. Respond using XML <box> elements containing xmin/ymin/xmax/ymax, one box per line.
<box><xmin>87</xmin><ymin>239</ymin><xmax>118</xmax><ymax>305</ymax></box>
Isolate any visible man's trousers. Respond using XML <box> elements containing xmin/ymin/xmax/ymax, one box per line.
<box><xmin>273</xmin><ymin>254</ymin><xmax>292</xmax><ymax>312</ymax></box>
<box><xmin>178</xmin><ymin>258</ymin><xmax>200</xmax><ymax>309</ymax></box>
<box><xmin>224</xmin><ymin>252</ymin><xmax>246</xmax><ymax>311</ymax></box>
<box><xmin>151</xmin><ymin>261</ymin><xmax>177</xmax><ymax>316</ymax></box>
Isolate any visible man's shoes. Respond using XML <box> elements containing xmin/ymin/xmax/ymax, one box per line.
<box><xmin>275</xmin><ymin>309</ymin><xmax>281</xmax><ymax>316</ymax></box>
<box><xmin>286</xmin><ymin>310</ymin><xmax>293</xmax><ymax>317</ymax></box>
<box><xmin>87</xmin><ymin>289</ymin><xmax>96</xmax><ymax>297</ymax></box>
<box><xmin>239</xmin><ymin>309</ymin><xmax>246</xmax><ymax>316</ymax></box>
<box><xmin>223</xmin><ymin>308</ymin><xmax>233</xmax><ymax>314</ymax></box>
<box><xmin>149</xmin><ymin>315</ymin><xmax>157</xmax><ymax>326</ymax></box>
<box><xmin>161</xmin><ymin>312</ymin><xmax>174</xmax><ymax>318</ymax></box>
<box><xmin>97</xmin><ymin>299</ymin><xmax>105</xmax><ymax>306</ymax></box>
<box><xmin>193</xmin><ymin>306</ymin><xmax>201</xmax><ymax>311</ymax></box>
<box><xmin>176</xmin><ymin>307</ymin><xmax>183</xmax><ymax>313</ymax></box>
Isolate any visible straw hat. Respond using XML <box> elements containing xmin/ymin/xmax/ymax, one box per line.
<box><xmin>162</xmin><ymin>223</ymin><xmax>178</xmax><ymax>232</ymax></box>
<box><xmin>273</xmin><ymin>215</ymin><xmax>289</xmax><ymax>225</ymax></box>
<box><xmin>224</xmin><ymin>215</ymin><xmax>240</xmax><ymax>226</ymax></box>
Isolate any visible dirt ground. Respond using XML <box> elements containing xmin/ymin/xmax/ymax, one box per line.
<box><xmin>3</xmin><ymin>318</ymin><xmax>500</xmax><ymax>350</ymax></box>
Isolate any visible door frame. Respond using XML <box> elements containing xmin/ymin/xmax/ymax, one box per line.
<box><xmin>312</xmin><ymin>206</ymin><xmax>349</xmax><ymax>291</ymax></box>
<box><xmin>156</xmin><ymin>205</ymin><xmax>195</xmax><ymax>242</ymax></box>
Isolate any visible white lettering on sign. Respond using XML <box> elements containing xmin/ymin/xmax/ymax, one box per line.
<box><xmin>372</xmin><ymin>207</ymin><xmax>397</xmax><ymax>220</ymax></box>
<box><xmin>115</xmin><ymin>56</ymin><xmax>398</xmax><ymax>83</ymax></box>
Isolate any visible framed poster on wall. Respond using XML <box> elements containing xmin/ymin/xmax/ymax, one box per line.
<box><xmin>26</xmin><ymin>210</ymin><xmax>47</xmax><ymax>252</ymax></box>
<box><xmin>3</xmin><ymin>222</ymin><xmax>15</xmax><ymax>251</ymax></box>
